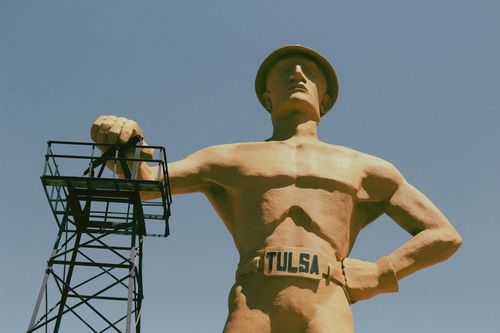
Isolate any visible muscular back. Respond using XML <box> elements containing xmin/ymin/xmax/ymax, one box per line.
<box><xmin>168</xmin><ymin>138</ymin><xmax>403</xmax><ymax>263</ymax></box>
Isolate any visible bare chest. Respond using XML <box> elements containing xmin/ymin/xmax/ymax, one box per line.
<box><xmin>220</xmin><ymin>142</ymin><xmax>363</xmax><ymax>194</ymax></box>
<box><xmin>207</xmin><ymin>142</ymin><xmax>363</xmax><ymax>255</ymax></box>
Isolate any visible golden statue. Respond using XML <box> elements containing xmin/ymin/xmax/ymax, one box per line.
<box><xmin>91</xmin><ymin>45</ymin><xmax>462</xmax><ymax>333</ymax></box>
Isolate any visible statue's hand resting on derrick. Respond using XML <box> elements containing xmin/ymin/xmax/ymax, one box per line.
<box><xmin>90</xmin><ymin>45</ymin><xmax>462</xmax><ymax>333</ymax></box>
<box><xmin>91</xmin><ymin>115</ymin><xmax>155</xmax><ymax>159</ymax></box>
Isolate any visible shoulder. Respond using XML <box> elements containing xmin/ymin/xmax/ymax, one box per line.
<box><xmin>322</xmin><ymin>143</ymin><xmax>366</xmax><ymax>160</ymax></box>
<box><xmin>197</xmin><ymin>141</ymin><xmax>272</xmax><ymax>153</ymax></box>
<box><xmin>333</xmin><ymin>146</ymin><xmax>405</xmax><ymax>201</ymax></box>
<box><xmin>187</xmin><ymin>141</ymin><xmax>269</xmax><ymax>166</ymax></box>
<box><xmin>328</xmin><ymin>144</ymin><xmax>402</xmax><ymax>178</ymax></box>
<box><xmin>185</xmin><ymin>143</ymin><xmax>235</xmax><ymax>165</ymax></box>
<box><xmin>362</xmin><ymin>154</ymin><xmax>404</xmax><ymax>184</ymax></box>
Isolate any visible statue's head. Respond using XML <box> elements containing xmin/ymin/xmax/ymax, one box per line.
<box><xmin>255</xmin><ymin>45</ymin><xmax>338</xmax><ymax>121</ymax></box>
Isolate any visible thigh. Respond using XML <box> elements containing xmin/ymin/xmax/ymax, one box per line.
<box><xmin>223</xmin><ymin>284</ymin><xmax>271</xmax><ymax>333</ymax></box>
<box><xmin>306</xmin><ymin>314</ymin><xmax>354</xmax><ymax>333</ymax></box>
<box><xmin>305</xmin><ymin>291</ymin><xmax>354</xmax><ymax>333</ymax></box>
<box><xmin>269</xmin><ymin>311</ymin><xmax>308</xmax><ymax>333</ymax></box>
<box><xmin>223</xmin><ymin>308</ymin><xmax>270</xmax><ymax>333</ymax></box>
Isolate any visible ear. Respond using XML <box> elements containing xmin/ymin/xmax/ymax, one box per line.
<box><xmin>262</xmin><ymin>91</ymin><xmax>272</xmax><ymax>112</ymax></box>
<box><xmin>320</xmin><ymin>94</ymin><xmax>332</xmax><ymax>115</ymax></box>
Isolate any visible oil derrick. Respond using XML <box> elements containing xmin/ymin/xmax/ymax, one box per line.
<box><xmin>27</xmin><ymin>136</ymin><xmax>172</xmax><ymax>332</ymax></box>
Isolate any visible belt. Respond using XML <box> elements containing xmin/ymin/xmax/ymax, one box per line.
<box><xmin>236</xmin><ymin>246</ymin><xmax>348</xmax><ymax>293</ymax></box>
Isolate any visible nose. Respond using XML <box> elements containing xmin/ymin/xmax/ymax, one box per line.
<box><xmin>289</xmin><ymin>65</ymin><xmax>306</xmax><ymax>83</ymax></box>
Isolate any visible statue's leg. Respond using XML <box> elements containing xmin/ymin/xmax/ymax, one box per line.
<box><xmin>223</xmin><ymin>284</ymin><xmax>271</xmax><ymax>333</ymax></box>
<box><xmin>305</xmin><ymin>287</ymin><xmax>354</xmax><ymax>333</ymax></box>
<box><xmin>269</xmin><ymin>310</ymin><xmax>308</xmax><ymax>333</ymax></box>
<box><xmin>305</xmin><ymin>315</ymin><xmax>354</xmax><ymax>333</ymax></box>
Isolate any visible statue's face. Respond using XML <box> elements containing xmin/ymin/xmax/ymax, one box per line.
<box><xmin>265</xmin><ymin>55</ymin><xmax>327</xmax><ymax>121</ymax></box>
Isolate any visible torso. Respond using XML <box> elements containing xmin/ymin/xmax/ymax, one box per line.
<box><xmin>197</xmin><ymin>137</ymin><xmax>397</xmax><ymax>333</ymax></box>
<box><xmin>202</xmin><ymin>138</ymin><xmax>392</xmax><ymax>261</ymax></box>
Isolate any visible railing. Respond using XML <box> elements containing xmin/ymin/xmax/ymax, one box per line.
<box><xmin>40</xmin><ymin>139</ymin><xmax>172</xmax><ymax>237</ymax></box>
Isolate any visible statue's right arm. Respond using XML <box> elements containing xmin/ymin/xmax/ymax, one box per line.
<box><xmin>90</xmin><ymin>115</ymin><xmax>214</xmax><ymax>199</ymax></box>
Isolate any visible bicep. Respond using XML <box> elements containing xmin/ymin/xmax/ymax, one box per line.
<box><xmin>385</xmin><ymin>181</ymin><xmax>453</xmax><ymax>235</ymax></box>
<box><xmin>357</xmin><ymin>158</ymin><xmax>451</xmax><ymax>235</ymax></box>
<box><xmin>167</xmin><ymin>158</ymin><xmax>207</xmax><ymax>194</ymax></box>
<box><xmin>167</xmin><ymin>147</ymin><xmax>221</xmax><ymax>195</ymax></box>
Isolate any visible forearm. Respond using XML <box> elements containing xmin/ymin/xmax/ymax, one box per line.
<box><xmin>106</xmin><ymin>159</ymin><xmax>159</xmax><ymax>181</ymax></box>
<box><xmin>108</xmin><ymin>160</ymin><xmax>162</xmax><ymax>200</ymax></box>
<box><xmin>386</xmin><ymin>227</ymin><xmax>462</xmax><ymax>280</ymax></box>
<box><xmin>118</xmin><ymin>152</ymin><xmax>213</xmax><ymax>197</ymax></box>
<box><xmin>343</xmin><ymin>228</ymin><xmax>462</xmax><ymax>302</ymax></box>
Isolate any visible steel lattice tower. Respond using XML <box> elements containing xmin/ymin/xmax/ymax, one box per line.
<box><xmin>27</xmin><ymin>137</ymin><xmax>172</xmax><ymax>333</ymax></box>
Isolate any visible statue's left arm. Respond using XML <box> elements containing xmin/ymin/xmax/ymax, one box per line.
<box><xmin>344</xmin><ymin>160</ymin><xmax>463</xmax><ymax>302</ymax></box>
<box><xmin>384</xmin><ymin>181</ymin><xmax>463</xmax><ymax>279</ymax></box>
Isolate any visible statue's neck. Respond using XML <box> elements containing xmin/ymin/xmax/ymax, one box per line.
<box><xmin>270</xmin><ymin>115</ymin><xmax>319</xmax><ymax>141</ymax></box>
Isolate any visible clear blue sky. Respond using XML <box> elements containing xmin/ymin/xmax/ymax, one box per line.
<box><xmin>1</xmin><ymin>1</ymin><xmax>499</xmax><ymax>332</ymax></box>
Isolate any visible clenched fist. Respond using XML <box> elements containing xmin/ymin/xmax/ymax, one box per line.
<box><xmin>343</xmin><ymin>257</ymin><xmax>399</xmax><ymax>303</ymax></box>
<box><xmin>90</xmin><ymin>115</ymin><xmax>154</xmax><ymax>158</ymax></box>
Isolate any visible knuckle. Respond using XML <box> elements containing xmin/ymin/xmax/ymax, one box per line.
<box><xmin>102</xmin><ymin>120</ymin><xmax>113</xmax><ymax>130</ymax></box>
<box><xmin>119</xmin><ymin>131</ymin><xmax>132</xmax><ymax>143</ymax></box>
<box><xmin>109</xmin><ymin>127</ymin><xmax>120</xmax><ymax>136</ymax></box>
<box><xmin>120</xmin><ymin>127</ymin><xmax>132</xmax><ymax>136</ymax></box>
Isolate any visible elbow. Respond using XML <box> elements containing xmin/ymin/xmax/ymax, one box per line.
<box><xmin>433</xmin><ymin>227</ymin><xmax>463</xmax><ymax>258</ymax></box>
<box><xmin>452</xmin><ymin>228</ymin><xmax>463</xmax><ymax>247</ymax></box>
<box><xmin>449</xmin><ymin>230</ymin><xmax>463</xmax><ymax>253</ymax></box>
<box><xmin>443</xmin><ymin>223</ymin><xmax>463</xmax><ymax>250</ymax></box>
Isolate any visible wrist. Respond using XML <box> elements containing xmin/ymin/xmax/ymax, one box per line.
<box><xmin>375</xmin><ymin>256</ymin><xmax>399</xmax><ymax>293</ymax></box>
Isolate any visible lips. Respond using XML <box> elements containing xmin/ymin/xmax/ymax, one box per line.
<box><xmin>288</xmin><ymin>85</ymin><xmax>308</xmax><ymax>92</ymax></box>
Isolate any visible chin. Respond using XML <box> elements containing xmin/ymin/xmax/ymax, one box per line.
<box><xmin>274</xmin><ymin>100</ymin><xmax>320</xmax><ymax>120</ymax></box>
